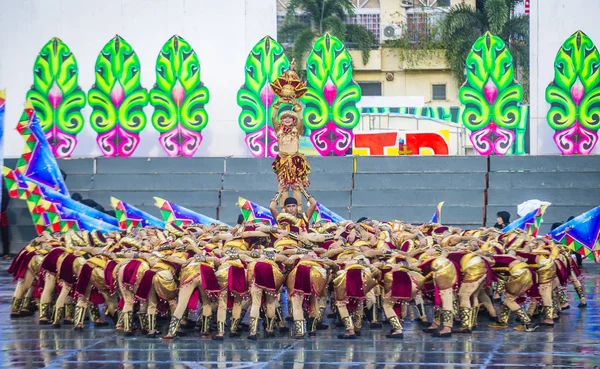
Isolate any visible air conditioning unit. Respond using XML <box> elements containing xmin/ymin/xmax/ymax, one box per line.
<box><xmin>381</xmin><ymin>24</ymin><xmax>402</xmax><ymax>41</ymax></box>
<box><xmin>400</xmin><ymin>0</ymin><xmax>413</xmax><ymax>7</ymax></box>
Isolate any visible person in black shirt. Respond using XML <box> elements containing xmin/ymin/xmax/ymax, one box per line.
<box><xmin>494</xmin><ymin>211</ymin><xmax>511</xmax><ymax>229</ymax></box>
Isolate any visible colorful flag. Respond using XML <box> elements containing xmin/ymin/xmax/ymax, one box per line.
<box><xmin>111</xmin><ymin>197</ymin><xmax>166</xmax><ymax>229</ymax></box>
<box><xmin>312</xmin><ymin>203</ymin><xmax>345</xmax><ymax>224</ymax></box>
<box><xmin>503</xmin><ymin>205</ymin><xmax>548</xmax><ymax>237</ymax></box>
<box><xmin>14</xmin><ymin>102</ymin><xmax>68</xmax><ymax>195</ymax></box>
<box><xmin>430</xmin><ymin>201</ymin><xmax>445</xmax><ymax>224</ymax></box>
<box><xmin>548</xmin><ymin>206</ymin><xmax>600</xmax><ymax>262</ymax></box>
<box><xmin>44</xmin><ymin>201</ymin><xmax>121</xmax><ymax>233</ymax></box>
<box><xmin>237</xmin><ymin>197</ymin><xmax>275</xmax><ymax>225</ymax></box>
<box><xmin>10</xmin><ymin>169</ymin><xmax>119</xmax><ymax>226</ymax></box>
<box><xmin>154</xmin><ymin>197</ymin><xmax>227</xmax><ymax>226</ymax></box>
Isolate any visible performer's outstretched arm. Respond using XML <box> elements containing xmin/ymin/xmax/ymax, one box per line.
<box><xmin>269</xmin><ymin>190</ymin><xmax>283</xmax><ymax>219</ymax></box>
<box><xmin>299</xmin><ymin>185</ymin><xmax>317</xmax><ymax>220</ymax></box>
<box><xmin>271</xmin><ymin>102</ymin><xmax>281</xmax><ymax>132</ymax></box>
<box><xmin>294</xmin><ymin>102</ymin><xmax>304</xmax><ymax>135</ymax></box>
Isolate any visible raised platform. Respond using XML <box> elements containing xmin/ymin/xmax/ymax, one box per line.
<box><xmin>4</xmin><ymin>156</ymin><xmax>600</xmax><ymax>252</ymax></box>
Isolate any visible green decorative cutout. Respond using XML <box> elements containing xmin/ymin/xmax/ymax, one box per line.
<box><xmin>301</xmin><ymin>33</ymin><xmax>361</xmax><ymax>156</ymax></box>
<box><xmin>459</xmin><ymin>32</ymin><xmax>524</xmax><ymax>155</ymax></box>
<box><xmin>237</xmin><ymin>36</ymin><xmax>290</xmax><ymax>157</ymax></box>
<box><xmin>26</xmin><ymin>38</ymin><xmax>86</xmax><ymax>157</ymax></box>
<box><xmin>150</xmin><ymin>35</ymin><xmax>209</xmax><ymax>157</ymax></box>
<box><xmin>546</xmin><ymin>31</ymin><xmax>600</xmax><ymax>155</ymax></box>
<box><xmin>88</xmin><ymin>35</ymin><xmax>148</xmax><ymax>157</ymax></box>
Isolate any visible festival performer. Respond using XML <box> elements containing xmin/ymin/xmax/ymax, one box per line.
<box><xmin>9</xmin><ymin>232</ymin><xmax>54</xmax><ymax>318</ymax></box>
<box><xmin>378</xmin><ymin>253</ymin><xmax>425</xmax><ymax>339</ymax></box>
<box><xmin>52</xmin><ymin>231</ymin><xmax>112</xmax><ymax>327</ymax></box>
<box><xmin>37</xmin><ymin>234</ymin><xmax>69</xmax><ymax>324</ymax></box>
<box><xmin>516</xmin><ymin>241</ymin><xmax>558</xmax><ymax>326</ymax></box>
<box><xmin>128</xmin><ymin>226</ymin><xmax>191</xmax><ymax>337</ymax></box>
<box><xmin>445</xmin><ymin>245</ymin><xmax>493</xmax><ymax>334</ymax></box>
<box><xmin>285</xmin><ymin>249</ymin><xmax>338</xmax><ymax>338</ymax></box>
<box><xmin>270</xmin><ymin>61</ymin><xmax>310</xmax><ymax>210</ymax></box>
<box><xmin>162</xmin><ymin>243</ymin><xmax>222</xmax><ymax>340</ymax></box>
<box><xmin>269</xmin><ymin>186</ymin><xmax>317</xmax><ymax>234</ymax></box>
<box><xmin>488</xmin><ymin>250</ymin><xmax>539</xmax><ymax>332</ymax></box>
<box><xmin>246</xmin><ymin>247</ymin><xmax>293</xmax><ymax>340</ymax></box>
<box><xmin>213</xmin><ymin>225</ymin><xmax>282</xmax><ymax>340</ymax></box>
<box><xmin>420</xmin><ymin>251</ymin><xmax>459</xmax><ymax>338</ymax></box>
<box><xmin>71</xmin><ymin>233</ymin><xmax>123</xmax><ymax>331</ymax></box>
<box><xmin>332</xmin><ymin>253</ymin><xmax>381</xmax><ymax>339</ymax></box>
<box><xmin>45</xmin><ymin>231</ymin><xmax>113</xmax><ymax>328</ymax></box>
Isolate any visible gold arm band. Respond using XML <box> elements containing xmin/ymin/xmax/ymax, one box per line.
<box><xmin>299</xmin><ymin>188</ymin><xmax>312</xmax><ymax>199</ymax></box>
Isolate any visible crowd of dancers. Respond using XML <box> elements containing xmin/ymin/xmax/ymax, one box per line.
<box><xmin>7</xmin><ymin>190</ymin><xmax>586</xmax><ymax>341</ymax></box>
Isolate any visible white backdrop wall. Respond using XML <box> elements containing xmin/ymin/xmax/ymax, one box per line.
<box><xmin>0</xmin><ymin>0</ymin><xmax>276</xmax><ymax>158</ymax></box>
<box><xmin>530</xmin><ymin>0</ymin><xmax>600</xmax><ymax>155</ymax></box>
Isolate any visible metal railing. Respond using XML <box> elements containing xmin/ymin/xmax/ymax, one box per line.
<box><xmin>358</xmin><ymin>112</ymin><xmax>472</xmax><ymax>155</ymax></box>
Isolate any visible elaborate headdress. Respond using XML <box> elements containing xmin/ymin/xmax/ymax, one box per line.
<box><xmin>270</xmin><ymin>60</ymin><xmax>307</xmax><ymax>103</ymax></box>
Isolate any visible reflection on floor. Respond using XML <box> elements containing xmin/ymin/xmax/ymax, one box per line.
<box><xmin>1</xmin><ymin>260</ymin><xmax>599</xmax><ymax>368</ymax></box>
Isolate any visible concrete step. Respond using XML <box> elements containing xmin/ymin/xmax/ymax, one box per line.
<box><xmin>349</xmin><ymin>205</ymin><xmax>483</xmax><ymax>225</ymax></box>
<box><xmin>355</xmin><ymin>156</ymin><xmax>487</xmax><ymax>173</ymax></box>
<box><xmin>487</xmin><ymin>188</ymin><xmax>600</xmax><ymax>207</ymax></box>
<box><xmin>354</xmin><ymin>173</ymin><xmax>485</xmax><ymax>190</ymax></box>
<box><xmin>352</xmin><ymin>189</ymin><xmax>483</xmax><ymax>207</ymax></box>
<box><xmin>223</xmin><ymin>173</ymin><xmax>353</xmax><ymax>191</ymax></box>
<box><xmin>88</xmin><ymin>190</ymin><xmax>220</xmax><ymax>208</ymax></box>
<box><xmin>96</xmin><ymin>157</ymin><xmax>225</xmax><ymax>174</ymax></box>
<box><xmin>7</xmin><ymin>206</ymin><xmax>47</xmax><ymax>227</ymax></box>
<box><xmin>489</xmin><ymin>172</ymin><xmax>600</xmax><ymax>189</ymax></box>
<box><xmin>490</xmin><ymin>155</ymin><xmax>600</xmax><ymax>172</ymax></box>
<box><xmin>7</xmin><ymin>225</ymin><xmax>37</xmax><ymax>244</ymax></box>
<box><xmin>225</xmin><ymin>156</ymin><xmax>353</xmax><ymax>174</ymax></box>
<box><xmin>56</xmin><ymin>158</ymin><xmax>94</xmax><ymax>175</ymax></box>
<box><xmin>64</xmin><ymin>175</ymin><xmax>94</xmax><ymax>191</ymax></box>
<box><xmin>93</xmin><ymin>173</ymin><xmax>223</xmax><ymax>191</ymax></box>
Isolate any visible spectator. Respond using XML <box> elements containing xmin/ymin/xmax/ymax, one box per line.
<box><xmin>494</xmin><ymin>211</ymin><xmax>511</xmax><ymax>229</ymax></box>
<box><xmin>237</xmin><ymin>214</ymin><xmax>245</xmax><ymax>225</ymax></box>
<box><xmin>1</xmin><ymin>179</ymin><xmax>10</xmax><ymax>259</ymax></box>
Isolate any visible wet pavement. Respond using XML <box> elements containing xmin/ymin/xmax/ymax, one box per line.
<box><xmin>2</xmin><ymin>260</ymin><xmax>600</xmax><ymax>368</ymax></box>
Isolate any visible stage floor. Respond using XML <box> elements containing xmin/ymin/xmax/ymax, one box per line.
<box><xmin>1</xmin><ymin>260</ymin><xmax>600</xmax><ymax>369</ymax></box>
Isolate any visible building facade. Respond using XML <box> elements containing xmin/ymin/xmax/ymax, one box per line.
<box><xmin>276</xmin><ymin>0</ymin><xmax>476</xmax><ymax>106</ymax></box>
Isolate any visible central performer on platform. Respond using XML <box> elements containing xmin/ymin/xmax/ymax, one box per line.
<box><xmin>270</xmin><ymin>61</ymin><xmax>311</xmax><ymax>210</ymax></box>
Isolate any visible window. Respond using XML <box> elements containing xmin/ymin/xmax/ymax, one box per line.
<box><xmin>346</xmin><ymin>13</ymin><xmax>381</xmax><ymax>41</ymax></box>
<box><xmin>432</xmin><ymin>84</ymin><xmax>447</xmax><ymax>100</ymax></box>
<box><xmin>417</xmin><ymin>0</ymin><xmax>449</xmax><ymax>6</ymax></box>
<box><xmin>406</xmin><ymin>8</ymin><xmax>445</xmax><ymax>44</ymax></box>
<box><xmin>358</xmin><ymin>82</ymin><xmax>382</xmax><ymax>96</ymax></box>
